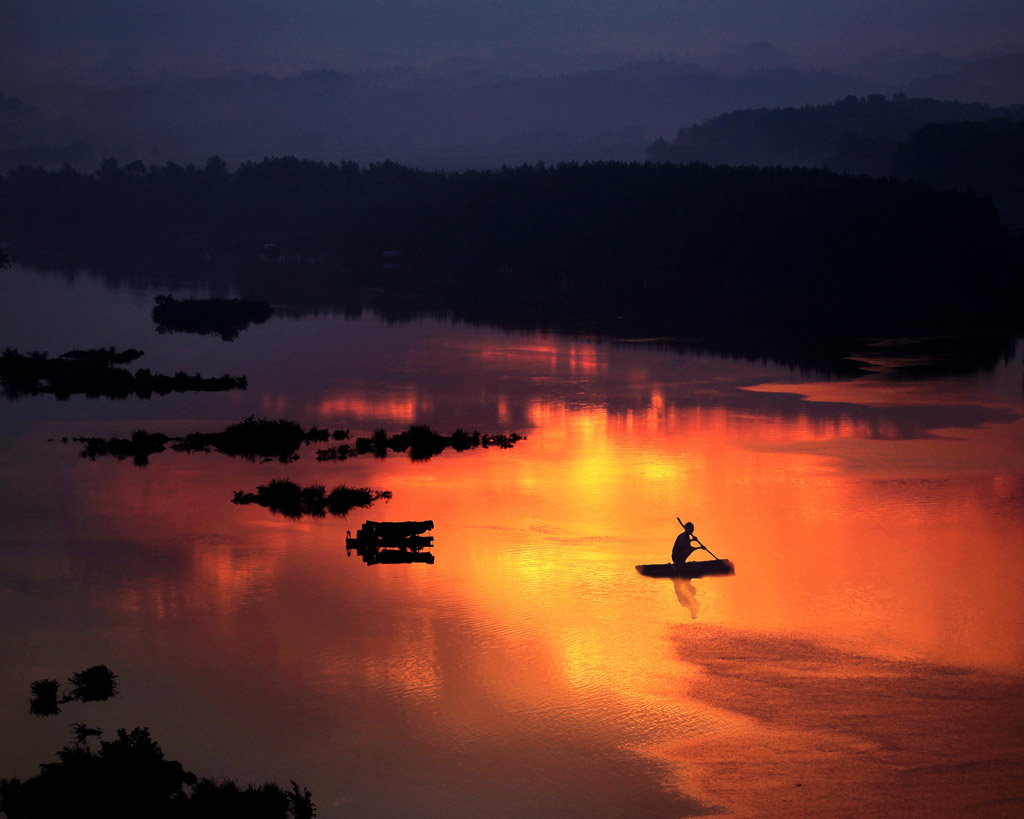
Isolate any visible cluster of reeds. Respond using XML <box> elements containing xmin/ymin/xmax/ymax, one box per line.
<box><xmin>76</xmin><ymin>430</ymin><xmax>171</xmax><ymax>466</ymax></box>
<box><xmin>0</xmin><ymin>347</ymin><xmax>246</xmax><ymax>400</ymax></box>
<box><xmin>175</xmin><ymin>416</ymin><xmax>308</xmax><ymax>462</ymax></box>
<box><xmin>317</xmin><ymin>424</ymin><xmax>526</xmax><ymax>462</ymax></box>
<box><xmin>76</xmin><ymin>418</ymin><xmax>351</xmax><ymax>465</ymax></box>
<box><xmin>232</xmin><ymin>479</ymin><xmax>391</xmax><ymax>518</ymax></box>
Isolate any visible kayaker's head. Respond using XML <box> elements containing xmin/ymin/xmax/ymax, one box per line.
<box><xmin>683</xmin><ymin>521</ymin><xmax>694</xmax><ymax>532</ymax></box>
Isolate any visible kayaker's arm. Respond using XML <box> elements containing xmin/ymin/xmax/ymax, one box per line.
<box><xmin>691</xmin><ymin>537</ymin><xmax>721</xmax><ymax>560</ymax></box>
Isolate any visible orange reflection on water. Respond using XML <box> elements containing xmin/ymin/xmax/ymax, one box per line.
<box><xmin>470</xmin><ymin>337</ymin><xmax>605</xmax><ymax>377</ymax></box>
<box><xmin>317</xmin><ymin>392</ymin><xmax>430</xmax><ymax>424</ymax></box>
<box><xmin>41</xmin><ymin>334</ymin><xmax>1024</xmax><ymax>818</ymax></box>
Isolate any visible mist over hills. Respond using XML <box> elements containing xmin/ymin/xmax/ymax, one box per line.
<box><xmin>649</xmin><ymin>95</ymin><xmax>1024</xmax><ymax>169</ymax></box>
<box><xmin>2</xmin><ymin>49</ymin><xmax>1022</xmax><ymax>172</ymax></box>
<box><xmin>648</xmin><ymin>94</ymin><xmax>1024</xmax><ymax>233</ymax></box>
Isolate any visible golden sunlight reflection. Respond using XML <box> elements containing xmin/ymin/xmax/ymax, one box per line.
<box><xmin>75</xmin><ymin>359</ymin><xmax>1024</xmax><ymax>695</ymax></box>
<box><xmin>13</xmin><ymin>323</ymin><xmax>1021</xmax><ymax>819</ymax></box>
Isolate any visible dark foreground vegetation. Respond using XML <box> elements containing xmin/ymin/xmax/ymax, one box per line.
<box><xmin>74</xmin><ymin>419</ymin><xmax>523</xmax><ymax>466</ymax></box>
<box><xmin>2</xmin><ymin>158</ymin><xmax>1020</xmax><ymax>342</ymax></box>
<box><xmin>6</xmin><ymin>668</ymin><xmax>314</xmax><ymax>819</ymax></box>
<box><xmin>0</xmin><ymin>729</ymin><xmax>315</xmax><ymax>819</ymax></box>
<box><xmin>152</xmin><ymin>294</ymin><xmax>273</xmax><ymax>340</ymax></box>
<box><xmin>0</xmin><ymin>347</ymin><xmax>246</xmax><ymax>400</ymax></box>
<box><xmin>232</xmin><ymin>479</ymin><xmax>391</xmax><ymax>519</ymax></box>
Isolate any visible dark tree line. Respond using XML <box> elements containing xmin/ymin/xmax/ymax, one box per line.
<box><xmin>891</xmin><ymin>119</ymin><xmax>1024</xmax><ymax>234</ymax></box>
<box><xmin>1</xmin><ymin>156</ymin><xmax>1020</xmax><ymax>338</ymax></box>
<box><xmin>646</xmin><ymin>95</ymin><xmax>1024</xmax><ymax>235</ymax></box>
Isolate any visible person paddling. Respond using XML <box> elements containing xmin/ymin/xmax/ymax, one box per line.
<box><xmin>672</xmin><ymin>521</ymin><xmax>698</xmax><ymax>565</ymax></box>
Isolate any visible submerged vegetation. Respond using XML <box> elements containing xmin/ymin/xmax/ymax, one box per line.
<box><xmin>0</xmin><ymin>347</ymin><xmax>246</xmax><ymax>400</ymax></box>
<box><xmin>74</xmin><ymin>420</ymin><xmax>523</xmax><ymax>466</ymax></box>
<box><xmin>152</xmin><ymin>294</ymin><xmax>273</xmax><ymax>340</ymax></box>
<box><xmin>232</xmin><ymin>479</ymin><xmax>391</xmax><ymax>518</ymax></box>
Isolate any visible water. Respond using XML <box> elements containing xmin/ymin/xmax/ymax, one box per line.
<box><xmin>1</xmin><ymin>265</ymin><xmax>1022</xmax><ymax>817</ymax></box>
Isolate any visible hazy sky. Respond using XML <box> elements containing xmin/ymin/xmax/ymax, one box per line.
<box><xmin>3</xmin><ymin>0</ymin><xmax>1023</xmax><ymax>79</ymax></box>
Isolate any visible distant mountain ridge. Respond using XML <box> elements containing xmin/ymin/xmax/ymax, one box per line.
<box><xmin>3</xmin><ymin>49</ymin><xmax>1022</xmax><ymax>172</ymax></box>
<box><xmin>647</xmin><ymin>95</ymin><xmax>1024</xmax><ymax>169</ymax></box>
<box><xmin>0</xmin><ymin>61</ymin><xmax>898</xmax><ymax>170</ymax></box>
<box><xmin>647</xmin><ymin>94</ymin><xmax>1024</xmax><ymax>232</ymax></box>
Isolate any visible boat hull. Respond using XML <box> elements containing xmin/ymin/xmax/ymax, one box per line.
<box><xmin>635</xmin><ymin>559</ymin><xmax>735</xmax><ymax>578</ymax></box>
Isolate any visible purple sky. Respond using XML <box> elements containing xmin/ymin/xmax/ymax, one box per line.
<box><xmin>3</xmin><ymin>0</ymin><xmax>1023</xmax><ymax>80</ymax></box>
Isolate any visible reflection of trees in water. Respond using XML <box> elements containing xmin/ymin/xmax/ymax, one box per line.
<box><xmin>7</xmin><ymin>159</ymin><xmax>1020</xmax><ymax>374</ymax></box>
<box><xmin>673</xmin><ymin>578</ymin><xmax>700</xmax><ymax>619</ymax></box>
<box><xmin>152</xmin><ymin>294</ymin><xmax>273</xmax><ymax>341</ymax></box>
<box><xmin>75</xmin><ymin>420</ymin><xmax>524</xmax><ymax>467</ymax></box>
<box><xmin>319</xmin><ymin>425</ymin><xmax>525</xmax><ymax>462</ymax></box>
<box><xmin>0</xmin><ymin>347</ymin><xmax>246</xmax><ymax>401</ymax></box>
<box><xmin>232</xmin><ymin>479</ymin><xmax>391</xmax><ymax>519</ymax></box>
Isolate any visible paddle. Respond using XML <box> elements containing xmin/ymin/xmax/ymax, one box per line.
<box><xmin>677</xmin><ymin>517</ymin><xmax>721</xmax><ymax>560</ymax></box>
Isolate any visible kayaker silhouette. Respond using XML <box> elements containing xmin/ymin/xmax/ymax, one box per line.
<box><xmin>672</xmin><ymin>521</ymin><xmax>698</xmax><ymax>565</ymax></box>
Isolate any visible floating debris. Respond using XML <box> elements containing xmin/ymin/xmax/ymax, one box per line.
<box><xmin>346</xmin><ymin>520</ymin><xmax>437</xmax><ymax>565</ymax></box>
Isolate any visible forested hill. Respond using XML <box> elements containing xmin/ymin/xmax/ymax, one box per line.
<box><xmin>891</xmin><ymin>119</ymin><xmax>1024</xmax><ymax>234</ymax></box>
<box><xmin>647</xmin><ymin>95</ymin><xmax>1024</xmax><ymax>173</ymax></box>
<box><xmin>1</xmin><ymin>158</ymin><xmax>1020</xmax><ymax>339</ymax></box>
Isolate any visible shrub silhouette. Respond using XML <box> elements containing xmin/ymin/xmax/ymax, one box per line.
<box><xmin>66</xmin><ymin>664</ymin><xmax>118</xmax><ymax>703</ymax></box>
<box><xmin>233</xmin><ymin>479</ymin><xmax>391</xmax><ymax>518</ymax></box>
<box><xmin>0</xmin><ymin>727</ymin><xmax>316</xmax><ymax>819</ymax></box>
<box><xmin>29</xmin><ymin>665</ymin><xmax>118</xmax><ymax>715</ymax></box>
<box><xmin>28</xmin><ymin>680</ymin><xmax>60</xmax><ymax>717</ymax></box>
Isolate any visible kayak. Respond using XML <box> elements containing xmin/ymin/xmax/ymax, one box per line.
<box><xmin>635</xmin><ymin>559</ymin><xmax>735</xmax><ymax>578</ymax></box>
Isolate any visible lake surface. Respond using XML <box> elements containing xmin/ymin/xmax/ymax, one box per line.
<box><xmin>1</xmin><ymin>265</ymin><xmax>1023</xmax><ymax>817</ymax></box>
